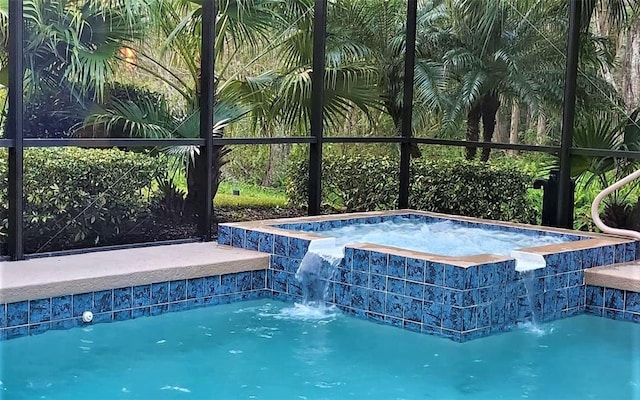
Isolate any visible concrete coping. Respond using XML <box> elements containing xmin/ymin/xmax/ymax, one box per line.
<box><xmin>585</xmin><ymin>261</ymin><xmax>640</xmax><ymax>292</ymax></box>
<box><xmin>0</xmin><ymin>243</ymin><xmax>269</xmax><ymax>304</ymax></box>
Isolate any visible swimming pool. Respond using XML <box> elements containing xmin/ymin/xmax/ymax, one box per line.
<box><xmin>1</xmin><ymin>299</ymin><xmax>638</xmax><ymax>399</ymax></box>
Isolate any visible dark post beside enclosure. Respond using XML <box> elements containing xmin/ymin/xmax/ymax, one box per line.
<box><xmin>7</xmin><ymin>0</ymin><xmax>24</xmax><ymax>260</ymax></box>
<box><xmin>557</xmin><ymin>0</ymin><xmax>581</xmax><ymax>228</ymax></box>
<box><xmin>308</xmin><ymin>0</ymin><xmax>327</xmax><ymax>216</ymax></box>
<box><xmin>399</xmin><ymin>0</ymin><xmax>417</xmax><ymax>209</ymax></box>
<box><xmin>198</xmin><ymin>0</ymin><xmax>216</xmax><ymax>241</ymax></box>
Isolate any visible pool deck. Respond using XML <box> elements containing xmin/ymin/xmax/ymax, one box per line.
<box><xmin>0</xmin><ymin>243</ymin><xmax>269</xmax><ymax>304</ymax></box>
<box><xmin>585</xmin><ymin>261</ymin><xmax>640</xmax><ymax>292</ymax></box>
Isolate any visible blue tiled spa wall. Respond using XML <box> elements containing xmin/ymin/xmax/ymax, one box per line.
<box><xmin>0</xmin><ymin>270</ymin><xmax>267</xmax><ymax>341</ymax></box>
<box><xmin>585</xmin><ymin>286</ymin><xmax>640</xmax><ymax>323</ymax></box>
<box><xmin>219</xmin><ymin>213</ymin><xmax>638</xmax><ymax>342</ymax></box>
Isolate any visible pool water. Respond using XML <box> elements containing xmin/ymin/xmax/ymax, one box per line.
<box><xmin>1</xmin><ymin>300</ymin><xmax>639</xmax><ymax>399</ymax></box>
<box><xmin>298</xmin><ymin>219</ymin><xmax>571</xmax><ymax>257</ymax></box>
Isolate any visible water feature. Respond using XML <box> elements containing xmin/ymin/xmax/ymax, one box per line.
<box><xmin>520</xmin><ymin>270</ymin><xmax>542</xmax><ymax>329</ymax></box>
<box><xmin>295</xmin><ymin>238</ymin><xmax>345</xmax><ymax>306</ymax></box>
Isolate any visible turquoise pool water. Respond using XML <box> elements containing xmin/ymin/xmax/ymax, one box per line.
<box><xmin>1</xmin><ymin>300</ymin><xmax>639</xmax><ymax>399</ymax></box>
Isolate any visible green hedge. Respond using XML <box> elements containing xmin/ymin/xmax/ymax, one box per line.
<box><xmin>286</xmin><ymin>155</ymin><xmax>537</xmax><ymax>223</ymax></box>
<box><xmin>0</xmin><ymin>148</ymin><xmax>163</xmax><ymax>252</ymax></box>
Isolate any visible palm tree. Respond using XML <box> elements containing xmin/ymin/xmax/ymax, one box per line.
<box><xmin>416</xmin><ymin>0</ymin><xmax>620</xmax><ymax>162</ymax></box>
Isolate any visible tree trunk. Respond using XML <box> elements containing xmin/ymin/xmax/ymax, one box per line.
<box><xmin>495</xmin><ymin>108</ymin><xmax>508</xmax><ymax>143</ymax></box>
<box><xmin>480</xmin><ymin>93</ymin><xmax>500</xmax><ymax>162</ymax></box>
<box><xmin>261</xmin><ymin>143</ymin><xmax>290</xmax><ymax>186</ymax></box>
<box><xmin>622</xmin><ymin>20</ymin><xmax>640</xmax><ymax>111</ymax></box>
<box><xmin>536</xmin><ymin>113</ymin><xmax>547</xmax><ymax>144</ymax></box>
<box><xmin>509</xmin><ymin>101</ymin><xmax>520</xmax><ymax>156</ymax></box>
<box><xmin>465</xmin><ymin>102</ymin><xmax>482</xmax><ymax>160</ymax></box>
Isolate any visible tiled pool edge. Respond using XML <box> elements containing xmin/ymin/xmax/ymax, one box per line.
<box><xmin>0</xmin><ymin>270</ymin><xmax>268</xmax><ymax>341</ymax></box>
<box><xmin>220</xmin><ymin>210</ymin><xmax>640</xmax><ymax>342</ymax></box>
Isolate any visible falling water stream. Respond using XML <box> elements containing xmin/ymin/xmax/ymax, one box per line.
<box><xmin>295</xmin><ymin>239</ymin><xmax>345</xmax><ymax>307</ymax></box>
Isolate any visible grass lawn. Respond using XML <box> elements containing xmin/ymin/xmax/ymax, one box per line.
<box><xmin>171</xmin><ymin>173</ymin><xmax>288</xmax><ymax>208</ymax></box>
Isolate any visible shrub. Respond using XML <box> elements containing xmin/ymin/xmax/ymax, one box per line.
<box><xmin>0</xmin><ymin>148</ymin><xmax>164</xmax><ymax>253</ymax></box>
<box><xmin>286</xmin><ymin>154</ymin><xmax>537</xmax><ymax>223</ymax></box>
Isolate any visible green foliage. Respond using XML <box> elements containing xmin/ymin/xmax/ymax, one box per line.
<box><xmin>0</xmin><ymin>148</ymin><xmax>163</xmax><ymax>252</ymax></box>
<box><xmin>286</xmin><ymin>154</ymin><xmax>536</xmax><ymax>223</ymax></box>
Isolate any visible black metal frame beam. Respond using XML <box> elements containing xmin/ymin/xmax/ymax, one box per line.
<box><xmin>198</xmin><ymin>0</ymin><xmax>216</xmax><ymax>241</ymax></box>
<box><xmin>556</xmin><ymin>0</ymin><xmax>582</xmax><ymax>229</ymax></box>
<box><xmin>308</xmin><ymin>0</ymin><xmax>327</xmax><ymax>216</ymax></box>
<box><xmin>7</xmin><ymin>0</ymin><xmax>24</xmax><ymax>260</ymax></box>
<box><xmin>399</xmin><ymin>0</ymin><xmax>417</xmax><ymax>209</ymax></box>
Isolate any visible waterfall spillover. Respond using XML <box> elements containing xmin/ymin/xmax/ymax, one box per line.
<box><xmin>295</xmin><ymin>238</ymin><xmax>345</xmax><ymax>307</ymax></box>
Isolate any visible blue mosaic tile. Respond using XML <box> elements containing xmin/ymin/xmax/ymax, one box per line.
<box><xmin>114</xmin><ymin>310</ymin><xmax>133</xmax><ymax>321</ymax></box>
<box><xmin>567</xmin><ymin>251</ymin><xmax>582</xmax><ymax>272</ymax></box>
<box><xmin>288</xmin><ymin>281</ymin><xmax>303</xmax><ymax>297</ymax></box>
<box><xmin>252</xmin><ymin>270</ymin><xmax>266</xmax><ymax>290</ymax></box>
<box><xmin>444</xmin><ymin>265</ymin><xmax>466</xmax><ymax>289</ymax></box>
<box><xmin>386</xmin><ymin>294</ymin><xmax>404</xmax><ymax>318</ymax></box>
<box><xmin>353</xmin><ymin>249</ymin><xmax>369</xmax><ymax>272</ymax></box>
<box><xmin>424</xmin><ymin>285</ymin><xmax>443</xmax><ymax>303</ymax></box>
<box><xmin>543</xmin><ymin>291</ymin><xmax>558</xmax><ymax>318</ymax></box>
<box><xmin>478</xmin><ymin>263</ymin><xmax>497</xmax><ymax>287</ymax></box>
<box><xmin>271</xmin><ymin>255</ymin><xmax>286</xmax><ymax>271</ymax></box>
<box><xmin>443</xmin><ymin>289</ymin><xmax>463</xmax><ymax>307</ymax></box>
<box><xmin>231</xmin><ymin>228</ymin><xmax>246</xmax><ymax>248</ymax></box>
<box><xmin>204</xmin><ymin>276</ymin><xmax>221</xmax><ymax>296</ymax></box>
<box><xmin>556</xmin><ymin>288</ymin><xmax>569</xmax><ymax>310</ymax></box>
<box><xmin>335</xmin><ymin>268</ymin><xmax>351</xmax><ymax>285</ymax></box>
<box><xmin>274</xmin><ymin>235</ymin><xmax>289</xmax><ymax>257</ymax></box>
<box><xmin>334</xmin><ymin>283</ymin><xmax>351</xmax><ymax>307</ymax></box>
<box><xmin>151</xmin><ymin>282</ymin><xmax>169</xmax><ymax>304</ymax></box>
<box><xmin>237</xmin><ymin>272</ymin><xmax>252</xmax><ymax>291</ymax></box>
<box><xmin>624</xmin><ymin>311</ymin><xmax>640</xmax><ymax>323</ymax></box>
<box><xmin>289</xmin><ymin>238</ymin><xmax>309</xmax><ymax>259</ymax></box>
<box><xmin>385</xmin><ymin>315</ymin><xmax>404</xmax><ymax>328</ymax></box>
<box><xmin>581</xmin><ymin>248</ymin><xmax>596</xmax><ymax>269</ymax></box>
<box><xmin>168</xmin><ymin>301</ymin><xmax>188</xmax><ymax>312</ymax></box>
<box><xmin>567</xmin><ymin>286</ymin><xmax>581</xmax><ymax>308</ymax></box>
<box><xmin>604</xmin><ymin>308</ymin><xmax>625</xmax><ymax>321</ymax></box>
<box><xmin>245</xmin><ymin>230</ymin><xmax>260</xmax><ymax>251</ymax></box>
<box><xmin>369</xmin><ymin>251</ymin><xmax>387</xmax><ymax>275</ymax></box>
<box><xmin>217</xmin><ymin>225</ymin><xmax>231</xmax><ymax>245</ymax></box>
<box><xmin>370</xmin><ymin>274</ymin><xmax>386</xmax><ymax>291</ymax></box>
<box><xmin>477</xmin><ymin>305</ymin><xmax>491</xmax><ymax>328</ymax></box>
<box><xmin>113</xmin><ymin>287</ymin><xmax>132</xmax><ymax>311</ymax></box>
<box><xmin>93</xmin><ymin>312</ymin><xmax>113</xmax><ymax>324</ymax></box>
<box><xmin>603</xmin><ymin>246</ymin><xmax>615</xmax><ymax>265</ymax></box>
<box><xmin>462</xmin><ymin>307</ymin><xmax>477</xmax><ymax>331</ymax></box>
<box><xmin>151</xmin><ymin>304</ymin><xmax>168</xmax><ymax>316</ymax></box>
<box><xmin>29</xmin><ymin>323</ymin><xmax>51</xmax><ymax>336</ymax></box>
<box><xmin>258</xmin><ymin>233</ymin><xmax>274</xmax><ymax>253</ymax></box>
<box><xmin>406</xmin><ymin>281</ymin><xmax>424</xmax><ymax>299</ymax></box>
<box><xmin>51</xmin><ymin>296</ymin><xmax>72</xmax><ymax>320</ymax></box>
<box><xmin>625</xmin><ymin>291</ymin><xmax>640</xmax><ymax>313</ymax></box>
<box><xmin>0</xmin><ymin>304</ymin><xmax>5</xmax><ymax>328</ymax></box>
<box><xmin>368</xmin><ymin>290</ymin><xmax>385</xmax><ymax>314</ymax></box>
<box><xmin>422</xmin><ymin>301</ymin><xmax>442</xmax><ymax>327</ymax></box>
<box><xmin>466</xmin><ymin>266</ymin><xmax>479</xmax><ymax>288</ymax></box>
<box><xmin>568</xmin><ymin>271</ymin><xmax>583</xmax><ymax>287</ymax></box>
<box><xmin>403</xmin><ymin>297</ymin><xmax>423</xmax><ymax>322</ymax></box>
<box><xmin>604</xmin><ymin>288</ymin><xmax>624</xmax><ymax>310</ymax></box>
<box><xmin>442</xmin><ymin>305</ymin><xmax>463</xmax><ymax>331</ymax></box>
<box><xmin>186</xmin><ymin>278</ymin><xmax>205</xmax><ymax>299</ymax></box>
<box><xmin>406</xmin><ymin>258</ymin><xmax>425</xmax><ymax>282</ymax></box>
<box><xmin>425</xmin><ymin>262</ymin><xmax>445</xmax><ymax>285</ymax></box>
<box><xmin>133</xmin><ymin>285</ymin><xmax>151</xmax><ymax>307</ymax></box>
<box><xmin>342</xmin><ymin>247</ymin><xmax>354</xmax><ymax>270</ymax></box>
<box><xmin>586</xmin><ymin>285</ymin><xmax>604</xmax><ymax>307</ymax></box>
<box><xmin>72</xmin><ymin>293</ymin><xmax>93</xmax><ymax>317</ymax></box>
<box><xmin>6</xmin><ymin>326</ymin><xmax>28</xmax><ymax>339</ymax></box>
<box><xmin>51</xmin><ymin>318</ymin><xmax>79</xmax><ymax>330</ymax></box>
<box><xmin>478</xmin><ymin>287</ymin><xmax>493</xmax><ymax>304</ymax></box>
<box><xmin>94</xmin><ymin>290</ymin><xmax>113</xmax><ymax>313</ymax></box>
<box><xmin>352</xmin><ymin>271</ymin><xmax>369</xmax><ymax>287</ymax></box>
<box><xmin>626</xmin><ymin>242</ymin><xmax>637</xmax><ymax>262</ymax></box>
<box><xmin>272</xmin><ymin>271</ymin><xmax>288</xmax><ymax>293</ymax></box>
<box><xmin>29</xmin><ymin>299</ymin><xmax>50</xmax><ymax>324</ymax></box>
<box><xmin>404</xmin><ymin>320</ymin><xmax>422</xmax><ymax>333</ymax></box>
<box><xmin>463</xmin><ymin>289</ymin><xmax>479</xmax><ymax>307</ymax></box>
<box><xmin>387</xmin><ymin>278</ymin><xmax>405</xmax><ymax>295</ymax></box>
<box><xmin>388</xmin><ymin>255</ymin><xmax>406</xmax><ymax>279</ymax></box>
<box><xmin>544</xmin><ymin>274</ymin><xmax>567</xmax><ymax>291</ymax></box>
<box><xmin>286</xmin><ymin>258</ymin><xmax>301</xmax><ymax>274</ymax></box>
<box><xmin>169</xmin><ymin>280</ymin><xmax>187</xmax><ymax>302</ymax></box>
<box><xmin>350</xmin><ymin>287</ymin><xmax>367</xmax><ymax>310</ymax></box>
<box><xmin>491</xmin><ymin>299</ymin><xmax>506</xmax><ymax>324</ymax></box>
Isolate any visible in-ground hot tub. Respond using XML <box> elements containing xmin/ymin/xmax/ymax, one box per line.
<box><xmin>218</xmin><ymin>210</ymin><xmax>638</xmax><ymax>341</ymax></box>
